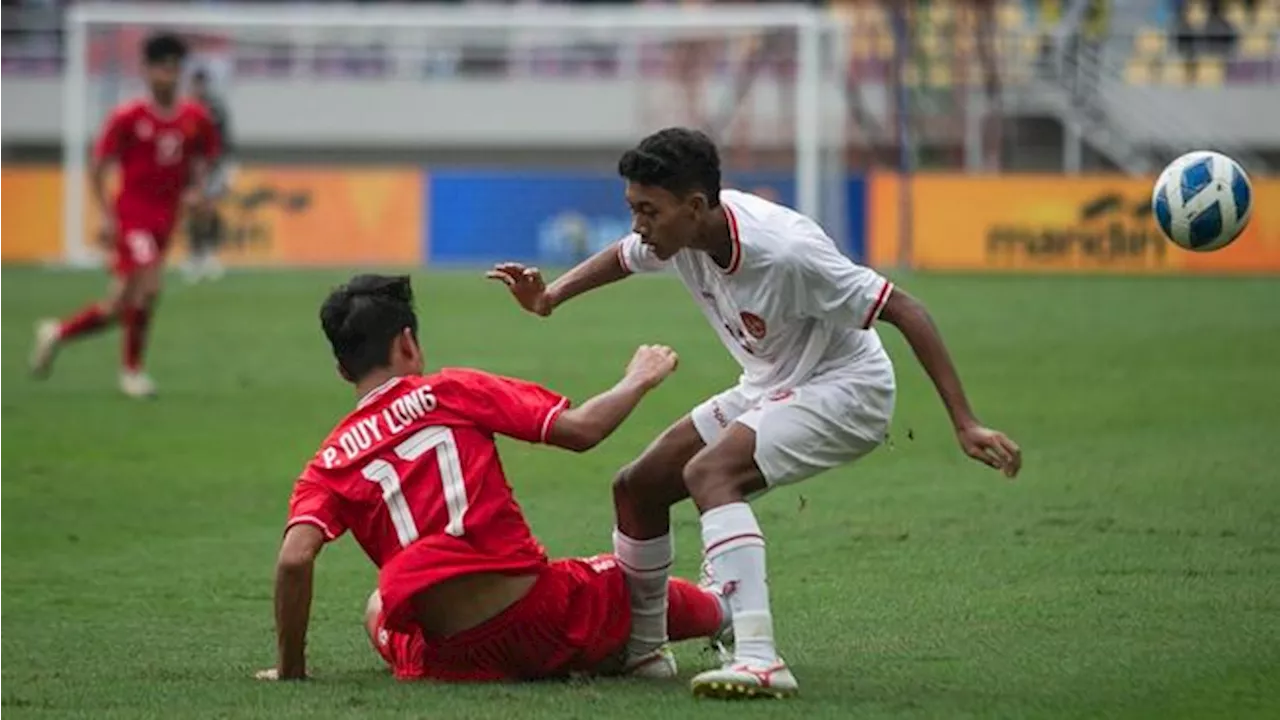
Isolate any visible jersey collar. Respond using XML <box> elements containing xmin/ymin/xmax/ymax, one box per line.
<box><xmin>719</xmin><ymin>201</ymin><xmax>743</xmax><ymax>275</ymax></box>
<box><xmin>356</xmin><ymin>376</ymin><xmax>404</xmax><ymax>408</ymax></box>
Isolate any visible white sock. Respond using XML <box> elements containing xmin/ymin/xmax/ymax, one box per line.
<box><xmin>613</xmin><ymin>529</ymin><xmax>672</xmax><ymax>659</ymax></box>
<box><xmin>701</xmin><ymin>502</ymin><xmax>778</xmax><ymax>666</ymax></box>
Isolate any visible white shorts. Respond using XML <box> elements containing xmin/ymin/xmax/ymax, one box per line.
<box><xmin>690</xmin><ymin>365</ymin><xmax>895</xmax><ymax>487</ymax></box>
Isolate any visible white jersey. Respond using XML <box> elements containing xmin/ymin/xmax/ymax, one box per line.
<box><xmin>617</xmin><ymin>189</ymin><xmax>894</xmax><ymax>393</ymax></box>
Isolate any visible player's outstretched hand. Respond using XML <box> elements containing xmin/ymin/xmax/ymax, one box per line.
<box><xmin>956</xmin><ymin>425</ymin><xmax>1022</xmax><ymax>478</ymax></box>
<box><xmin>486</xmin><ymin>262</ymin><xmax>553</xmax><ymax>317</ymax></box>
<box><xmin>626</xmin><ymin>344</ymin><xmax>679</xmax><ymax>391</ymax></box>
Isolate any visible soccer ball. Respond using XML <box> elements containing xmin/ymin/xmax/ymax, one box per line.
<box><xmin>1151</xmin><ymin>151</ymin><xmax>1253</xmax><ymax>252</ymax></box>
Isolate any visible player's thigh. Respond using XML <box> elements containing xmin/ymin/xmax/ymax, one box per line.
<box><xmin>683</xmin><ymin>422</ymin><xmax>769</xmax><ymax>510</ymax></box>
<box><xmin>749</xmin><ymin>375</ymin><xmax>894</xmax><ymax>489</ymax></box>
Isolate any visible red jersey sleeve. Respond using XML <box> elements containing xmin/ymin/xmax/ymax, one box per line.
<box><xmin>438</xmin><ymin>368</ymin><xmax>570</xmax><ymax>444</ymax></box>
<box><xmin>285</xmin><ymin>474</ymin><xmax>347</xmax><ymax>541</ymax></box>
<box><xmin>93</xmin><ymin>106</ymin><xmax>130</xmax><ymax>161</ymax></box>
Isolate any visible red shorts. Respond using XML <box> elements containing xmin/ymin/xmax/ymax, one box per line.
<box><xmin>113</xmin><ymin>214</ymin><xmax>176</xmax><ymax>277</ymax></box>
<box><xmin>374</xmin><ymin>554</ymin><xmax>630</xmax><ymax>682</ymax></box>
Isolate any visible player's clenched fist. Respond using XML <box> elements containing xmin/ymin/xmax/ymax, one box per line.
<box><xmin>626</xmin><ymin>344</ymin><xmax>679</xmax><ymax>390</ymax></box>
<box><xmin>486</xmin><ymin>262</ymin><xmax>553</xmax><ymax>317</ymax></box>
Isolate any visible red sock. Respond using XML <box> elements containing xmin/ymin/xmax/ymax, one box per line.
<box><xmin>58</xmin><ymin>305</ymin><xmax>111</xmax><ymax>341</ymax></box>
<box><xmin>666</xmin><ymin>578</ymin><xmax>725</xmax><ymax>642</ymax></box>
<box><xmin>122</xmin><ymin>304</ymin><xmax>154</xmax><ymax>372</ymax></box>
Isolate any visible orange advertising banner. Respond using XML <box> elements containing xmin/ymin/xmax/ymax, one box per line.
<box><xmin>1</xmin><ymin>167</ymin><xmax>65</xmax><ymax>262</ymax></box>
<box><xmin>2</xmin><ymin>166</ymin><xmax>423</xmax><ymax>266</ymax></box>
<box><xmin>868</xmin><ymin>174</ymin><xmax>1280</xmax><ymax>273</ymax></box>
<box><xmin>207</xmin><ymin>167</ymin><xmax>423</xmax><ymax>267</ymax></box>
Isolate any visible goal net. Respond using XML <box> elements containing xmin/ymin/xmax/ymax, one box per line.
<box><xmin>62</xmin><ymin>2</ymin><xmax>852</xmax><ymax>267</ymax></box>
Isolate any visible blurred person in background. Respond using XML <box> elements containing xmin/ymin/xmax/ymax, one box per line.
<box><xmin>29</xmin><ymin>33</ymin><xmax>220</xmax><ymax>398</ymax></box>
<box><xmin>185</xmin><ymin>66</ymin><xmax>234</xmax><ymax>282</ymax></box>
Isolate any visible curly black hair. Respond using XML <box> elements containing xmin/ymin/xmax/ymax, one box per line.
<box><xmin>617</xmin><ymin>127</ymin><xmax>722</xmax><ymax>207</ymax></box>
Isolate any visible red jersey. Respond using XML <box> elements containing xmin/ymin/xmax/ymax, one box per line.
<box><xmin>94</xmin><ymin>98</ymin><xmax>220</xmax><ymax>227</ymax></box>
<box><xmin>286</xmin><ymin>369</ymin><xmax>570</xmax><ymax>586</ymax></box>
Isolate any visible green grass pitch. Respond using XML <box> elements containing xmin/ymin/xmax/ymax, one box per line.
<box><xmin>3</xmin><ymin>267</ymin><xmax>1280</xmax><ymax>719</ymax></box>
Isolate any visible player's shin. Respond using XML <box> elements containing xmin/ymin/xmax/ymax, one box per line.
<box><xmin>700</xmin><ymin>502</ymin><xmax>777</xmax><ymax>666</ymax></box>
<box><xmin>122</xmin><ymin>301</ymin><xmax>155</xmax><ymax>372</ymax></box>
<box><xmin>58</xmin><ymin>304</ymin><xmax>113</xmax><ymax>340</ymax></box>
<box><xmin>612</xmin><ymin>528</ymin><xmax>672</xmax><ymax>660</ymax></box>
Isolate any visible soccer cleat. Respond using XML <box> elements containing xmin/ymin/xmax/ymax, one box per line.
<box><xmin>30</xmin><ymin>320</ymin><xmax>62</xmax><ymax>379</ymax></box>
<box><xmin>690</xmin><ymin>661</ymin><xmax>798</xmax><ymax>700</ymax></box>
<box><xmin>622</xmin><ymin>645</ymin><xmax>678</xmax><ymax>680</ymax></box>
<box><xmin>120</xmin><ymin>370</ymin><xmax>157</xmax><ymax>399</ymax></box>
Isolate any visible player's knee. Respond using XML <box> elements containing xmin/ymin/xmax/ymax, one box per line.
<box><xmin>682</xmin><ymin>454</ymin><xmax>720</xmax><ymax>497</ymax></box>
<box><xmin>611</xmin><ymin>465</ymin><xmax>635</xmax><ymax>504</ymax></box>
<box><xmin>683</xmin><ymin>453</ymin><xmax>749</xmax><ymax>510</ymax></box>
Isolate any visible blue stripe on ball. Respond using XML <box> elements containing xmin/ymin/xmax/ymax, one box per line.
<box><xmin>1180</xmin><ymin>158</ymin><xmax>1213</xmax><ymax>204</ymax></box>
<box><xmin>1231</xmin><ymin>166</ymin><xmax>1251</xmax><ymax>220</ymax></box>
<box><xmin>1188</xmin><ymin>201</ymin><xmax>1223</xmax><ymax>249</ymax></box>
<box><xmin>1154</xmin><ymin>188</ymin><xmax>1173</xmax><ymax>238</ymax></box>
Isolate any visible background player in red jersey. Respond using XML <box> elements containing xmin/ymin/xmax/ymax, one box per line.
<box><xmin>255</xmin><ymin>275</ymin><xmax>728</xmax><ymax>682</ymax></box>
<box><xmin>30</xmin><ymin>33</ymin><xmax>221</xmax><ymax>398</ymax></box>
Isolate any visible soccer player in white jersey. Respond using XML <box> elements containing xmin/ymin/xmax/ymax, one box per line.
<box><xmin>488</xmin><ymin>128</ymin><xmax>1022</xmax><ymax>699</ymax></box>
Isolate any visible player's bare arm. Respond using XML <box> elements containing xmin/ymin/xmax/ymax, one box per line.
<box><xmin>547</xmin><ymin>344</ymin><xmax>678</xmax><ymax>452</ymax></box>
<box><xmin>877</xmin><ymin>288</ymin><xmax>1023</xmax><ymax>478</ymax></box>
<box><xmin>487</xmin><ymin>240</ymin><xmax>630</xmax><ymax>317</ymax></box>
<box><xmin>259</xmin><ymin>523</ymin><xmax>325</xmax><ymax>680</ymax></box>
<box><xmin>90</xmin><ymin>155</ymin><xmax>117</xmax><ymax>247</ymax></box>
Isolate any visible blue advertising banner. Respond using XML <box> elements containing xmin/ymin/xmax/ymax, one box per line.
<box><xmin>426</xmin><ymin>169</ymin><xmax>867</xmax><ymax>265</ymax></box>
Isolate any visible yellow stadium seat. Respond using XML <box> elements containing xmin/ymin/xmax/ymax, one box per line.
<box><xmin>1256</xmin><ymin>3</ymin><xmax>1279</xmax><ymax>30</ymax></box>
<box><xmin>1225</xmin><ymin>2</ymin><xmax>1248</xmax><ymax>28</ymax></box>
<box><xmin>1160</xmin><ymin>59</ymin><xmax>1188</xmax><ymax>85</ymax></box>
<box><xmin>919</xmin><ymin>31</ymin><xmax>943</xmax><ymax>58</ymax></box>
<box><xmin>1135</xmin><ymin>28</ymin><xmax>1167</xmax><ymax>58</ymax></box>
<box><xmin>1185</xmin><ymin>0</ymin><xmax>1209</xmax><ymax>29</ymax></box>
<box><xmin>1241</xmin><ymin>31</ymin><xmax>1272</xmax><ymax>58</ymax></box>
<box><xmin>928</xmin><ymin>64</ymin><xmax>953</xmax><ymax>87</ymax></box>
<box><xmin>997</xmin><ymin>3</ymin><xmax>1026</xmax><ymax>29</ymax></box>
<box><xmin>1125</xmin><ymin>58</ymin><xmax>1153</xmax><ymax>85</ymax></box>
<box><xmin>1194</xmin><ymin>57</ymin><xmax>1225</xmax><ymax>86</ymax></box>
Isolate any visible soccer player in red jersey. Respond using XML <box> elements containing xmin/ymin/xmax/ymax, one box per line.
<box><xmin>30</xmin><ymin>33</ymin><xmax>221</xmax><ymax>398</ymax></box>
<box><xmin>255</xmin><ymin>275</ymin><xmax>728</xmax><ymax>682</ymax></box>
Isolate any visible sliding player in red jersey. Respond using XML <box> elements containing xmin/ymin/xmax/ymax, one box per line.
<box><xmin>255</xmin><ymin>275</ymin><xmax>727</xmax><ymax>682</ymax></box>
<box><xmin>30</xmin><ymin>33</ymin><xmax>221</xmax><ymax>398</ymax></box>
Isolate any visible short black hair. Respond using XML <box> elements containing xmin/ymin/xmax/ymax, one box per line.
<box><xmin>143</xmin><ymin>33</ymin><xmax>188</xmax><ymax>65</ymax></box>
<box><xmin>320</xmin><ymin>274</ymin><xmax>418</xmax><ymax>382</ymax></box>
<box><xmin>618</xmin><ymin>127</ymin><xmax>722</xmax><ymax>206</ymax></box>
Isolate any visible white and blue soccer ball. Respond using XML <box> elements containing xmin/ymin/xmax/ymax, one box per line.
<box><xmin>1152</xmin><ymin>151</ymin><xmax>1253</xmax><ymax>252</ymax></box>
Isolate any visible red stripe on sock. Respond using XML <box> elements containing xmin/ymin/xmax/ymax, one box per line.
<box><xmin>704</xmin><ymin>532</ymin><xmax>764</xmax><ymax>557</ymax></box>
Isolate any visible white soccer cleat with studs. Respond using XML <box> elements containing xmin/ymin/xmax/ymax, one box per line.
<box><xmin>690</xmin><ymin>661</ymin><xmax>798</xmax><ymax>699</ymax></box>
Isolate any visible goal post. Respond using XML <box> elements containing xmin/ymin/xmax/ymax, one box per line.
<box><xmin>63</xmin><ymin>2</ymin><xmax>850</xmax><ymax>266</ymax></box>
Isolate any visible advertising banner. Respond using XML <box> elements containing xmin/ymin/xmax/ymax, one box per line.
<box><xmin>868</xmin><ymin>174</ymin><xmax>1280</xmax><ymax>273</ymax></box>
<box><xmin>2</xmin><ymin>167</ymin><xmax>65</xmax><ymax>262</ymax></box>
<box><xmin>427</xmin><ymin>169</ymin><xmax>867</xmax><ymax>265</ymax></box>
